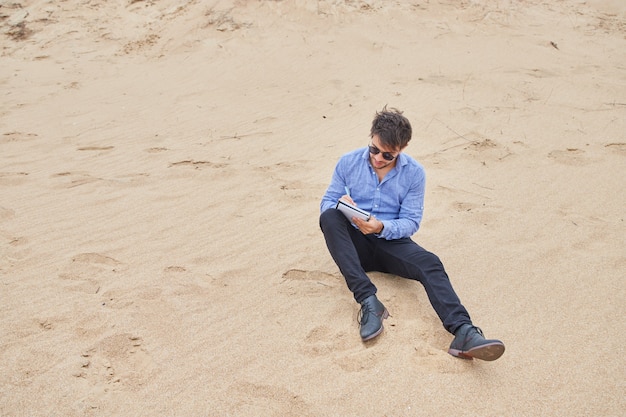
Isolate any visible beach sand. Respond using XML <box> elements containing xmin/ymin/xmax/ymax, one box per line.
<box><xmin>1</xmin><ymin>0</ymin><xmax>625</xmax><ymax>415</ymax></box>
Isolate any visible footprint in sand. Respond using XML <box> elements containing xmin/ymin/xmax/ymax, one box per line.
<box><xmin>332</xmin><ymin>348</ymin><xmax>386</xmax><ymax>372</ymax></box>
<box><xmin>72</xmin><ymin>253</ymin><xmax>121</xmax><ymax>266</ymax></box>
<box><xmin>302</xmin><ymin>325</ymin><xmax>352</xmax><ymax>357</ymax></box>
<box><xmin>462</xmin><ymin>137</ymin><xmax>513</xmax><ymax>163</ymax></box>
<box><xmin>58</xmin><ymin>253</ymin><xmax>125</xmax><ymax>295</ymax></box>
<box><xmin>99</xmin><ymin>289</ymin><xmax>134</xmax><ymax>309</ymax></box>
<box><xmin>2</xmin><ymin>235</ymin><xmax>32</xmax><ymax>264</ymax></box>
<box><xmin>430</xmin><ymin>185</ymin><xmax>497</xmax><ymax>217</ymax></box>
<box><xmin>76</xmin><ymin>146</ymin><xmax>114</xmax><ymax>151</ymax></box>
<box><xmin>50</xmin><ymin>171</ymin><xmax>100</xmax><ymax>188</ymax></box>
<box><xmin>547</xmin><ymin>148</ymin><xmax>590</xmax><ymax>165</ymax></box>
<box><xmin>255</xmin><ymin>160</ymin><xmax>319</xmax><ymax>200</ymax></box>
<box><xmin>283</xmin><ymin>269</ymin><xmax>363</xmax><ymax>359</ymax></box>
<box><xmin>74</xmin><ymin>333</ymin><xmax>157</xmax><ymax>389</ymax></box>
<box><xmin>280</xmin><ymin>269</ymin><xmax>339</xmax><ymax>296</ymax></box>
<box><xmin>169</xmin><ymin>159</ymin><xmax>228</xmax><ymax>169</ymax></box>
<box><xmin>228</xmin><ymin>381</ymin><xmax>316</xmax><ymax>416</ymax></box>
<box><xmin>604</xmin><ymin>142</ymin><xmax>626</xmax><ymax>156</ymax></box>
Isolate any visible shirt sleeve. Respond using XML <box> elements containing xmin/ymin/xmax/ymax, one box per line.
<box><xmin>377</xmin><ymin>167</ymin><xmax>425</xmax><ymax>240</ymax></box>
<box><xmin>320</xmin><ymin>158</ymin><xmax>347</xmax><ymax>213</ymax></box>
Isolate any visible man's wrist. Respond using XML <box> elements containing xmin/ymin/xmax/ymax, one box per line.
<box><xmin>377</xmin><ymin>222</ymin><xmax>384</xmax><ymax>234</ymax></box>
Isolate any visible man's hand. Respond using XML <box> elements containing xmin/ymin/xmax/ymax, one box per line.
<box><xmin>340</xmin><ymin>195</ymin><xmax>383</xmax><ymax>234</ymax></box>
<box><xmin>353</xmin><ymin>216</ymin><xmax>384</xmax><ymax>235</ymax></box>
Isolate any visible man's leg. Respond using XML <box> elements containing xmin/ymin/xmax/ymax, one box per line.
<box><xmin>376</xmin><ymin>238</ymin><xmax>505</xmax><ymax>360</ymax></box>
<box><xmin>319</xmin><ymin>209</ymin><xmax>389</xmax><ymax>341</ymax></box>
<box><xmin>375</xmin><ymin>238</ymin><xmax>471</xmax><ymax>334</ymax></box>
<box><xmin>319</xmin><ymin>209</ymin><xmax>377</xmax><ymax>303</ymax></box>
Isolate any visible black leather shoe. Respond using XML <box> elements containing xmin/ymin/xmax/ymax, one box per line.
<box><xmin>448</xmin><ymin>324</ymin><xmax>505</xmax><ymax>361</ymax></box>
<box><xmin>358</xmin><ymin>295</ymin><xmax>389</xmax><ymax>341</ymax></box>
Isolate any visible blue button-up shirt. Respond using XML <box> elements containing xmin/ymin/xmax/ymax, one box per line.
<box><xmin>321</xmin><ymin>147</ymin><xmax>426</xmax><ymax>240</ymax></box>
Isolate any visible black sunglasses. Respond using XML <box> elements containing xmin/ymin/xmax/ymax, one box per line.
<box><xmin>368</xmin><ymin>144</ymin><xmax>397</xmax><ymax>161</ymax></box>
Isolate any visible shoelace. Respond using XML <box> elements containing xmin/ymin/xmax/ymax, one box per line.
<box><xmin>357</xmin><ymin>302</ymin><xmax>390</xmax><ymax>324</ymax></box>
<box><xmin>357</xmin><ymin>305</ymin><xmax>369</xmax><ymax>325</ymax></box>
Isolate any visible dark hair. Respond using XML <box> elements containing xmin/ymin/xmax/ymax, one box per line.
<box><xmin>370</xmin><ymin>106</ymin><xmax>412</xmax><ymax>150</ymax></box>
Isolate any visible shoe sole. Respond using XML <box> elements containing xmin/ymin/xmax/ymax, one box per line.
<box><xmin>361</xmin><ymin>309</ymin><xmax>389</xmax><ymax>342</ymax></box>
<box><xmin>448</xmin><ymin>342</ymin><xmax>505</xmax><ymax>361</ymax></box>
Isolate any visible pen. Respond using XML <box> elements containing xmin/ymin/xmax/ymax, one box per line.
<box><xmin>344</xmin><ymin>186</ymin><xmax>350</xmax><ymax>197</ymax></box>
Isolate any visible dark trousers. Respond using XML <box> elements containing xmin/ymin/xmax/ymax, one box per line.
<box><xmin>320</xmin><ymin>208</ymin><xmax>472</xmax><ymax>334</ymax></box>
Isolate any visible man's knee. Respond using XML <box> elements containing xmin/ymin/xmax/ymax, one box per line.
<box><xmin>424</xmin><ymin>251</ymin><xmax>442</xmax><ymax>265</ymax></box>
<box><xmin>404</xmin><ymin>248</ymin><xmax>443</xmax><ymax>272</ymax></box>
<box><xmin>319</xmin><ymin>208</ymin><xmax>344</xmax><ymax>230</ymax></box>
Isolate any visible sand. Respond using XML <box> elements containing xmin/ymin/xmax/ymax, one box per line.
<box><xmin>1</xmin><ymin>0</ymin><xmax>625</xmax><ymax>415</ymax></box>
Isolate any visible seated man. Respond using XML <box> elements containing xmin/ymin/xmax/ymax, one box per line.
<box><xmin>319</xmin><ymin>106</ymin><xmax>504</xmax><ymax>361</ymax></box>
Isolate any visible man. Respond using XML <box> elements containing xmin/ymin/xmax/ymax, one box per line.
<box><xmin>319</xmin><ymin>107</ymin><xmax>505</xmax><ymax>361</ymax></box>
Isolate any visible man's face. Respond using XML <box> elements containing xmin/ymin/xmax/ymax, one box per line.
<box><xmin>369</xmin><ymin>134</ymin><xmax>401</xmax><ymax>170</ymax></box>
